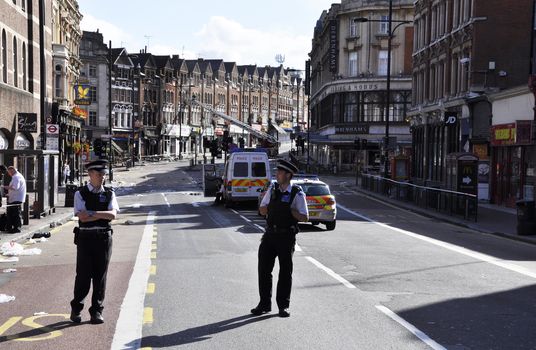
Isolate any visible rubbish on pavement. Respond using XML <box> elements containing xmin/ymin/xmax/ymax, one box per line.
<box><xmin>0</xmin><ymin>242</ymin><xmax>41</xmax><ymax>256</ymax></box>
<box><xmin>26</xmin><ymin>238</ymin><xmax>37</xmax><ymax>245</ymax></box>
<box><xmin>31</xmin><ymin>232</ymin><xmax>51</xmax><ymax>239</ymax></box>
<box><xmin>125</xmin><ymin>220</ymin><xmax>135</xmax><ymax>225</ymax></box>
<box><xmin>0</xmin><ymin>257</ymin><xmax>19</xmax><ymax>263</ymax></box>
<box><xmin>19</xmin><ymin>248</ymin><xmax>41</xmax><ymax>256</ymax></box>
<box><xmin>0</xmin><ymin>294</ymin><xmax>15</xmax><ymax>303</ymax></box>
<box><xmin>2</xmin><ymin>268</ymin><xmax>16</xmax><ymax>273</ymax></box>
<box><xmin>33</xmin><ymin>312</ymin><xmax>48</xmax><ymax>316</ymax></box>
<box><xmin>39</xmin><ymin>237</ymin><xmax>48</xmax><ymax>243</ymax></box>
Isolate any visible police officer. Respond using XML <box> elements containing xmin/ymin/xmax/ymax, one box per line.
<box><xmin>251</xmin><ymin>159</ymin><xmax>308</xmax><ymax>318</ymax></box>
<box><xmin>70</xmin><ymin>159</ymin><xmax>119</xmax><ymax>324</ymax></box>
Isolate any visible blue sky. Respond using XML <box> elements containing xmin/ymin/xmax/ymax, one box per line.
<box><xmin>79</xmin><ymin>0</ymin><xmax>335</xmax><ymax>70</ymax></box>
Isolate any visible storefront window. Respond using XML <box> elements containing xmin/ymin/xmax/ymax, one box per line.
<box><xmin>343</xmin><ymin>93</ymin><xmax>358</xmax><ymax>123</ymax></box>
<box><xmin>524</xmin><ymin>146</ymin><xmax>535</xmax><ymax>201</ymax></box>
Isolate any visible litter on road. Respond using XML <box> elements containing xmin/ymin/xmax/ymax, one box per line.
<box><xmin>0</xmin><ymin>294</ymin><xmax>15</xmax><ymax>303</ymax></box>
<box><xmin>2</xmin><ymin>268</ymin><xmax>16</xmax><ymax>273</ymax></box>
<box><xmin>1</xmin><ymin>242</ymin><xmax>42</xmax><ymax>256</ymax></box>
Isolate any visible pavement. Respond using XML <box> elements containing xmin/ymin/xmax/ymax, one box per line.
<box><xmin>320</xmin><ymin>174</ymin><xmax>530</xmax><ymax>245</ymax></box>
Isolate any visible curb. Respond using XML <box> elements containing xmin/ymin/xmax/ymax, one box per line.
<box><xmin>343</xmin><ymin>185</ymin><xmax>536</xmax><ymax>247</ymax></box>
<box><xmin>0</xmin><ymin>210</ymin><xmax>75</xmax><ymax>244</ymax></box>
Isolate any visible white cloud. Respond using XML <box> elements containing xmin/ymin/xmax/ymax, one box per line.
<box><xmin>194</xmin><ymin>16</ymin><xmax>310</xmax><ymax>69</ymax></box>
<box><xmin>80</xmin><ymin>13</ymin><xmax>138</xmax><ymax>49</ymax></box>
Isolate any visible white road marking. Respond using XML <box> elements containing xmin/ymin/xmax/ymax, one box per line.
<box><xmin>230</xmin><ymin>209</ymin><xmax>240</xmax><ymax>215</ymax></box>
<box><xmin>111</xmin><ymin>212</ymin><xmax>156</xmax><ymax>350</ymax></box>
<box><xmin>305</xmin><ymin>256</ymin><xmax>356</xmax><ymax>289</ymax></box>
<box><xmin>161</xmin><ymin>193</ymin><xmax>171</xmax><ymax>208</ymax></box>
<box><xmin>254</xmin><ymin>224</ymin><xmax>264</xmax><ymax>231</ymax></box>
<box><xmin>124</xmin><ymin>203</ymin><xmax>142</xmax><ymax>209</ymax></box>
<box><xmin>376</xmin><ymin>305</ymin><xmax>446</xmax><ymax>350</ymax></box>
<box><xmin>239</xmin><ymin>215</ymin><xmax>251</xmax><ymax>223</ymax></box>
<box><xmin>338</xmin><ymin>204</ymin><xmax>536</xmax><ymax>280</ymax></box>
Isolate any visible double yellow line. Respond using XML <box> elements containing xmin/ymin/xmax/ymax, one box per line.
<box><xmin>143</xmin><ymin>226</ymin><xmax>158</xmax><ymax>326</ymax></box>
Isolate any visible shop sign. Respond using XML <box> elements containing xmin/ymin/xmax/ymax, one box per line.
<box><xmin>491</xmin><ymin>123</ymin><xmax>516</xmax><ymax>146</ymax></box>
<box><xmin>15</xmin><ymin>134</ymin><xmax>31</xmax><ymax>150</ymax></box>
<box><xmin>444</xmin><ymin>112</ymin><xmax>458</xmax><ymax>126</ymax></box>
<box><xmin>72</xmin><ymin>107</ymin><xmax>88</xmax><ymax>119</ymax></box>
<box><xmin>74</xmin><ymin>85</ymin><xmax>91</xmax><ymax>105</ymax></box>
<box><xmin>472</xmin><ymin>144</ymin><xmax>488</xmax><ymax>160</ymax></box>
<box><xmin>17</xmin><ymin>113</ymin><xmax>37</xmax><ymax>133</ymax></box>
<box><xmin>329</xmin><ymin>20</ymin><xmax>338</xmax><ymax>73</ymax></box>
<box><xmin>516</xmin><ymin>120</ymin><xmax>533</xmax><ymax>145</ymax></box>
<box><xmin>335</xmin><ymin>125</ymin><xmax>369</xmax><ymax>134</ymax></box>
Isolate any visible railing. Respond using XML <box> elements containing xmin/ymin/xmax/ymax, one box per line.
<box><xmin>360</xmin><ymin>173</ymin><xmax>478</xmax><ymax>221</ymax></box>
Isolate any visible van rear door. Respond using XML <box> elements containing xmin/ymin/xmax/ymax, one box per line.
<box><xmin>249</xmin><ymin>154</ymin><xmax>269</xmax><ymax>198</ymax></box>
<box><xmin>231</xmin><ymin>155</ymin><xmax>250</xmax><ymax>198</ymax></box>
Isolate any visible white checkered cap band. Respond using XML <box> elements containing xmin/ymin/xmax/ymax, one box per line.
<box><xmin>87</xmin><ymin>165</ymin><xmax>108</xmax><ymax>173</ymax></box>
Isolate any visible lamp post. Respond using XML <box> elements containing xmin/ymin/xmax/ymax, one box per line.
<box><xmin>355</xmin><ymin>3</ymin><xmax>411</xmax><ymax>178</ymax></box>
<box><xmin>108</xmin><ymin>40</ymin><xmax>114</xmax><ymax>181</ymax></box>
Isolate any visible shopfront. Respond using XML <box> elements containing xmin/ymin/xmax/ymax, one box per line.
<box><xmin>490</xmin><ymin>121</ymin><xmax>535</xmax><ymax>207</ymax></box>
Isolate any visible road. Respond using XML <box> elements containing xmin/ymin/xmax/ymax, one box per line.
<box><xmin>0</xmin><ymin>161</ymin><xmax>534</xmax><ymax>349</ymax></box>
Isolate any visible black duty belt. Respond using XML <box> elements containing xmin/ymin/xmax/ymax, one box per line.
<box><xmin>76</xmin><ymin>227</ymin><xmax>113</xmax><ymax>238</ymax></box>
<box><xmin>267</xmin><ymin>225</ymin><xmax>297</xmax><ymax>234</ymax></box>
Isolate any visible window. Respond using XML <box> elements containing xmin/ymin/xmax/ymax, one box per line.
<box><xmin>1</xmin><ymin>30</ymin><xmax>6</xmax><ymax>83</ymax></box>
<box><xmin>22</xmin><ymin>43</ymin><xmax>26</xmax><ymax>90</ymax></box>
<box><xmin>13</xmin><ymin>37</ymin><xmax>17</xmax><ymax>87</ymax></box>
<box><xmin>300</xmin><ymin>184</ymin><xmax>330</xmax><ymax>196</ymax></box>
<box><xmin>343</xmin><ymin>93</ymin><xmax>358</xmax><ymax>123</ymax></box>
<box><xmin>89</xmin><ymin>65</ymin><xmax>96</xmax><ymax>77</ymax></box>
<box><xmin>348</xmin><ymin>52</ymin><xmax>358</xmax><ymax>77</ymax></box>
<box><xmin>379</xmin><ymin>15</ymin><xmax>389</xmax><ymax>34</ymax></box>
<box><xmin>233</xmin><ymin>162</ymin><xmax>248</xmax><ymax>177</ymax></box>
<box><xmin>251</xmin><ymin>162</ymin><xmax>266</xmax><ymax>177</ymax></box>
<box><xmin>378</xmin><ymin>50</ymin><xmax>388</xmax><ymax>76</ymax></box>
<box><xmin>55</xmin><ymin>65</ymin><xmax>62</xmax><ymax>97</ymax></box>
<box><xmin>21</xmin><ymin>0</ymin><xmax>25</xmax><ymax>11</ymax></box>
<box><xmin>90</xmin><ymin>86</ymin><xmax>97</xmax><ymax>102</ymax></box>
<box><xmin>89</xmin><ymin>111</ymin><xmax>97</xmax><ymax>126</ymax></box>
<box><xmin>349</xmin><ymin>18</ymin><xmax>358</xmax><ymax>37</ymax></box>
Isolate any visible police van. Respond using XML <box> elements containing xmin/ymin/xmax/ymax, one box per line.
<box><xmin>222</xmin><ymin>149</ymin><xmax>271</xmax><ymax>207</ymax></box>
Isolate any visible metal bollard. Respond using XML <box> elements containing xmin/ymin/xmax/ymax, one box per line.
<box><xmin>23</xmin><ymin>194</ymin><xmax>29</xmax><ymax>225</ymax></box>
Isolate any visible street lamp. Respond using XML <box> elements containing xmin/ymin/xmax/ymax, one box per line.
<box><xmin>354</xmin><ymin>3</ymin><xmax>411</xmax><ymax>178</ymax></box>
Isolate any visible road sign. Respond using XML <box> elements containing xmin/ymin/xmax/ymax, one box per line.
<box><xmin>46</xmin><ymin>124</ymin><xmax>59</xmax><ymax>135</ymax></box>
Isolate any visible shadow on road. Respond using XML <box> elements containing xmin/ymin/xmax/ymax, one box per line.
<box><xmin>0</xmin><ymin>320</ymin><xmax>80</xmax><ymax>343</ymax></box>
<box><xmin>137</xmin><ymin>314</ymin><xmax>276</xmax><ymax>347</ymax></box>
<box><xmin>396</xmin><ymin>284</ymin><xmax>536</xmax><ymax>350</ymax></box>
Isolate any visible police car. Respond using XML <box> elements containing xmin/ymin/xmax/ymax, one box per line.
<box><xmin>257</xmin><ymin>177</ymin><xmax>337</xmax><ymax>231</ymax></box>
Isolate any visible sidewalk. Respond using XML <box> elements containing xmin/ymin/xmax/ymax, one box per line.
<box><xmin>0</xmin><ymin>158</ymin><xmax>192</xmax><ymax>245</ymax></box>
<box><xmin>320</xmin><ymin>174</ymin><xmax>534</xmax><ymax>246</ymax></box>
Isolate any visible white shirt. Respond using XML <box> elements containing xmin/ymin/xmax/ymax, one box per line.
<box><xmin>74</xmin><ymin>183</ymin><xmax>120</xmax><ymax>215</ymax></box>
<box><xmin>260</xmin><ymin>183</ymin><xmax>309</xmax><ymax>217</ymax></box>
<box><xmin>7</xmin><ymin>172</ymin><xmax>26</xmax><ymax>203</ymax></box>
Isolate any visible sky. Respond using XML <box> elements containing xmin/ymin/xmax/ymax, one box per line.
<box><xmin>78</xmin><ymin>0</ymin><xmax>335</xmax><ymax>71</ymax></box>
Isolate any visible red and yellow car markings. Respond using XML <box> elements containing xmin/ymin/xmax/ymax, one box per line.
<box><xmin>307</xmin><ymin>195</ymin><xmax>335</xmax><ymax>210</ymax></box>
<box><xmin>229</xmin><ymin>179</ymin><xmax>269</xmax><ymax>187</ymax></box>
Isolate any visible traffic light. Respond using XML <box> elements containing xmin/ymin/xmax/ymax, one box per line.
<box><xmin>93</xmin><ymin>138</ymin><xmax>103</xmax><ymax>157</ymax></box>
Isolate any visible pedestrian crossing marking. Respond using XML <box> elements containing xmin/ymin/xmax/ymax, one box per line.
<box><xmin>146</xmin><ymin>283</ymin><xmax>155</xmax><ymax>294</ymax></box>
<box><xmin>143</xmin><ymin>308</ymin><xmax>153</xmax><ymax>324</ymax></box>
<box><xmin>150</xmin><ymin>265</ymin><xmax>156</xmax><ymax>275</ymax></box>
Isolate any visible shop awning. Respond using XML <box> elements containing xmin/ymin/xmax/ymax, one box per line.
<box><xmin>229</xmin><ymin>124</ymin><xmax>249</xmax><ymax>135</ymax></box>
<box><xmin>271</xmin><ymin>124</ymin><xmax>287</xmax><ymax>135</ymax></box>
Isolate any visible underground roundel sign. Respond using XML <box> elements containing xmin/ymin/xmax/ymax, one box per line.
<box><xmin>46</xmin><ymin>124</ymin><xmax>59</xmax><ymax>135</ymax></box>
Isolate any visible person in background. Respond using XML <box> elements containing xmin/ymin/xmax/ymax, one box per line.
<box><xmin>3</xmin><ymin>166</ymin><xmax>26</xmax><ymax>234</ymax></box>
<box><xmin>63</xmin><ymin>160</ymin><xmax>71</xmax><ymax>186</ymax></box>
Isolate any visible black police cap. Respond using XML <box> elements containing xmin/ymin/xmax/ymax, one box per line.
<box><xmin>276</xmin><ymin>159</ymin><xmax>298</xmax><ymax>175</ymax></box>
<box><xmin>85</xmin><ymin>159</ymin><xmax>109</xmax><ymax>174</ymax></box>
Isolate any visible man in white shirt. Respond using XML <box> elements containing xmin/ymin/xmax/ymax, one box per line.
<box><xmin>3</xmin><ymin>166</ymin><xmax>26</xmax><ymax>233</ymax></box>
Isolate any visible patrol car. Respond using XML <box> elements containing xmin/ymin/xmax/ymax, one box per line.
<box><xmin>258</xmin><ymin>177</ymin><xmax>337</xmax><ymax>231</ymax></box>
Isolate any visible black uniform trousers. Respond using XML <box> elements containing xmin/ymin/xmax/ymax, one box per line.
<box><xmin>6</xmin><ymin>201</ymin><xmax>22</xmax><ymax>231</ymax></box>
<box><xmin>70</xmin><ymin>232</ymin><xmax>112</xmax><ymax>315</ymax></box>
<box><xmin>258</xmin><ymin>232</ymin><xmax>296</xmax><ymax>309</ymax></box>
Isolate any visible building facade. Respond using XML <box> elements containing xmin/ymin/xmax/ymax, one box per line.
<box><xmin>310</xmin><ymin>0</ymin><xmax>414</xmax><ymax>173</ymax></box>
<box><xmin>0</xmin><ymin>0</ymin><xmax>53</xmax><ymax>180</ymax></box>
<box><xmin>409</xmin><ymin>0</ymin><xmax>534</xmax><ymax>206</ymax></box>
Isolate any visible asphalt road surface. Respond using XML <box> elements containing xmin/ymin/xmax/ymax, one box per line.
<box><xmin>0</xmin><ymin>161</ymin><xmax>534</xmax><ymax>350</ymax></box>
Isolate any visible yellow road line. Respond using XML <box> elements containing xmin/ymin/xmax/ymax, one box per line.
<box><xmin>150</xmin><ymin>252</ymin><xmax>157</xmax><ymax>259</ymax></box>
<box><xmin>146</xmin><ymin>283</ymin><xmax>155</xmax><ymax>294</ymax></box>
<box><xmin>143</xmin><ymin>307</ymin><xmax>153</xmax><ymax>324</ymax></box>
<box><xmin>150</xmin><ymin>265</ymin><xmax>156</xmax><ymax>275</ymax></box>
<box><xmin>140</xmin><ymin>348</ymin><xmax>152</xmax><ymax>350</ymax></box>
<box><xmin>151</xmin><ymin>244</ymin><xmax>157</xmax><ymax>251</ymax></box>
<box><xmin>0</xmin><ymin>316</ymin><xmax>22</xmax><ymax>336</ymax></box>
<box><xmin>152</xmin><ymin>236</ymin><xmax>157</xmax><ymax>243</ymax></box>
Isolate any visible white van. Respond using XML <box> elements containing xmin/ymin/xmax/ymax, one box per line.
<box><xmin>222</xmin><ymin>151</ymin><xmax>271</xmax><ymax>207</ymax></box>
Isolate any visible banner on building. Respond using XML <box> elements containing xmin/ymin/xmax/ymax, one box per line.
<box><xmin>329</xmin><ymin>20</ymin><xmax>338</xmax><ymax>73</ymax></box>
<box><xmin>491</xmin><ymin>121</ymin><xmax>533</xmax><ymax>146</ymax></box>
<box><xmin>335</xmin><ymin>125</ymin><xmax>369</xmax><ymax>134</ymax></box>
<box><xmin>17</xmin><ymin>113</ymin><xmax>37</xmax><ymax>133</ymax></box>
<box><xmin>74</xmin><ymin>85</ymin><xmax>91</xmax><ymax>105</ymax></box>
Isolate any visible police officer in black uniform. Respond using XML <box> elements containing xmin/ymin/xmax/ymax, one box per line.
<box><xmin>251</xmin><ymin>159</ymin><xmax>308</xmax><ymax>318</ymax></box>
<box><xmin>70</xmin><ymin>159</ymin><xmax>119</xmax><ymax>324</ymax></box>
